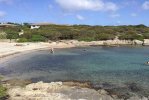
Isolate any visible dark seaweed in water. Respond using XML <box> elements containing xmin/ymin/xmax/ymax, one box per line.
<box><xmin>126</xmin><ymin>83</ymin><xmax>149</xmax><ymax>97</ymax></box>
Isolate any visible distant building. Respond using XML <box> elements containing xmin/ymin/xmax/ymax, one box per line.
<box><xmin>30</xmin><ymin>25</ymin><xmax>40</xmax><ymax>29</ymax></box>
<box><xmin>30</xmin><ymin>23</ymin><xmax>54</xmax><ymax>29</ymax></box>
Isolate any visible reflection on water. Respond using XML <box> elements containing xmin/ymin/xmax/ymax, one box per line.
<box><xmin>0</xmin><ymin>46</ymin><xmax>149</xmax><ymax>96</ymax></box>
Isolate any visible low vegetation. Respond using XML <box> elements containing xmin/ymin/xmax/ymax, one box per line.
<box><xmin>0</xmin><ymin>32</ymin><xmax>7</xmax><ymax>39</ymax></box>
<box><xmin>0</xmin><ymin>85</ymin><xmax>7</xmax><ymax>99</ymax></box>
<box><xmin>0</xmin><ymin>23</ymin><xmax>149</xmax><ymax>42</ymax></box>
<box><xmin>0</xmin><ymin>76</ymin><xmax>8</xmax><ymax>99</ymax></box>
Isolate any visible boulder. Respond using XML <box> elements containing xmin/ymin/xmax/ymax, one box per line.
<box><xmin>133</xmin><ymin>40</ymin><xmax>143</xmax><ymax>45</ymax></box>
<box><xmin>143</xmin><ymin>39</ymin><xmax>149</xmax><ymax>46</ymax></box>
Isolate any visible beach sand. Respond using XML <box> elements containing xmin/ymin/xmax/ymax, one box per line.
<box><xmin>0</xmin><ymin>42</ymin><xmax>77</xmax><ymax>59</ymax></box>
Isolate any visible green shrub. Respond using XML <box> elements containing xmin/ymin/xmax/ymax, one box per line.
<box><xmin>95</xmin><ymin>33</ymin><xmax>115</xmax><ymax>40</ymax></box>
<box><xmin>17</xmin><ymin>38</ymin><xmax>28</xmax><ymax>42</ymax></box>
<box><xmin>78</xmin><ymin>37</ymin><xmax>95</xmax><ymax>42</ymax></box>
<box><xmin>0</xmin><ymin>85</ymin><xmax>8</xmax><ymax>99</ymax></box>
<box><xmin>6</xmin><ymin>32</ymin><xmax>19</xmax><ymax>42</ymax></box>
<box><xmin>1</xmin><ymin>24</ymin><xmax>149</xmax><ymax>42</ymax></box>
<box><xmin>143</xmin><ymin>33</ymin><xmax>149</xmax><ymax>39</ymax></box>
<box><xmin>30</xmin><ymin>35</ymin><xmax>46</xmax><ymax>42</ymax></box>
<box><xmin>119</xmin><ymin>33</ymin><xmax>144</xmax><ymax>41</ymax></box>
<box><xmin>0</xmin><ymin>32</ymin><xmax>7</xmax><ymax>39</ymax></box>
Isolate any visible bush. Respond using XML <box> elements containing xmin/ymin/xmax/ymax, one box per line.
<box><xmin>17</xmin><ymin>38</ymin><xmax>28</xmax><ymax>42</ymax></box>
<box><xmin>0</xmin><ymin>32</ymin><xmax>7</xmax><ymax>39</ymax></box>
<box><xmin>78</xmin><ymin>37</ymin><xmax>95</xmax><ymax>42</ymax></box>
<box><xmin>0</xmin><ymin>85</ymin><xmax>7</xmax><ymax>99</ymax></box>
<box><xmin>143</xmin><ymin>33</ymin><xmax>149</xmax><ymax>39</ymax></box>
<box><xmin>30</xmin><ymin>35</ymin><xmax>46</xmax><ymax>42</ymax></box>
<box><xmin>95</xmin><ymin>33</ymin><xmax>115</xmax><ymax>40</ymax></box>
<box><xmin>119</xmin><ymin>33</ymin><xmax>144</xmax><ymax>41</ymax></box>
<box><xmin>1</xmin><ymin>24</ymin><xmax>149</xmax><ymax>42</ymax></box>
<box><xmin>6</xmin><ymin>32</ymin><xmax>19</xmax><ymax>42</ymax></box>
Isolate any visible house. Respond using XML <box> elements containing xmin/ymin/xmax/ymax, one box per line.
<box><xmin>30</xmin><ymin>23</ymin><xmax>54</xmax><ymax>29</ymax></box>
<box><xmin>30</xmin><ymin>25</ymin><xmax>40</xmax><ymax>29</ymax></box>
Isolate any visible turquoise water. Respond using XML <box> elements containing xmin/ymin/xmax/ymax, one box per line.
<box><xmin>0</xmin><ymin>46</ymin><xmax>149</xmax><ymax>96</ymax></box>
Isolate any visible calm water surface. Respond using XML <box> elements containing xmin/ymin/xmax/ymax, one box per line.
<box><xmin>0</xmin><ymin>46</ymin><xmax>149</xmax><ymax>96</ymax></box>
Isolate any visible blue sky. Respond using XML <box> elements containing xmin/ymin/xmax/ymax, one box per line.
<box><xmin>0</xmin><ymin>0</ymin><xmax>149</xmax><ymax>25</ymax></box>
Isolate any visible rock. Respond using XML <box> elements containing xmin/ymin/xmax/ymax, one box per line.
<box><xmin>103</xmin><ymin>40</ymin><xmax>133</xmax><ymax>46</ymax></box>
<box><xmin>143</xmin><ymin>39</ymin><xmax>149</xmax><ymax>45</ymax></box>
<box><xmin>8</xmin><ymin>81</ymin><xmax>115</xmax><ymax>100</ymax></box>
<box><xmin>98</xmin><ymin>89</ymin><xmax>108</xmax><ymax>95</ymax></box>
<box><xmin>128</xmin><ymin>96</ymin><xmax>148</xmax><ymax>100</ymax></box>
<box><xmin>133</xmin><ymin>40</ymin><xmax>143</xmax><ymax>45</ymax></box>
<box><xmin>7</xmin><ymin>81</ymin><xmax>147</xmax><ymax>100</ymax></box>
<box><xmin>63</xmin><ymin>81</ymin><xmax>91</xmax><ymax>88</ymax></box>
<box><xmin>2</xmin><ymin>79</ymin><xmax>32</xmax><ymax>87</ymax></box>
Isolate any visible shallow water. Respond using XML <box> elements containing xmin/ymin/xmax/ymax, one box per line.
<box><xmin>0</xmin><ymin>46</ymin><xmax>149</xmax><ymax>96</ymax></box>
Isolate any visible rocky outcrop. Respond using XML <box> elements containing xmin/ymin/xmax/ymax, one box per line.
<box><xmin>143</xmin><ymin>39</ymin><xmax>149</xmax><ymax>46</ymax></box>
<box><xmin>133</xmin><ymin>40</ymin><xmax>143</xmax><ymax>45</ymax></box>
<box><xmin>103</xmin><ymin>40</ymin><xmax>133</xmax><ymax>45</ymax></box>
<box><xmin>7</xmin><ymin>81</ymin><xmax>148</xmax><ymax>100</ymax></box>
<box><xmin>7</xmin><ymin>81</ymin><xmax>115</xmax><ymax>100</ymax></box>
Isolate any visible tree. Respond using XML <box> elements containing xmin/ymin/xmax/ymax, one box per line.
<box><xmin>6</xmin><ymin>32</ymin><xmax>19</xmax><ymax>42</ymax></box>
<box><xmin>0</xmin><ymin>32</ymin><xmax>6</xmax><ymax>39</ymax></box>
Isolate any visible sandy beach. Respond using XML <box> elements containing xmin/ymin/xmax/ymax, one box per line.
<box><xmin>0</xmin><ymin>41</ymin><xmax>77</xmax><ymax>59</ymax></box>
<box><xmin>1</xmin><ymin>38</ymin><xmax>149</xmax><ymax>59</ymax></box>
<box><xmin>0</xmin><ymin>40</ymin><xmax>132</xmax><ymax>58</ymax></box>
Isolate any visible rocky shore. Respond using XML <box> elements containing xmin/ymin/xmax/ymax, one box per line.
<box><xmin>4</xmin><ymin>81</ymin><xmax>148</xmax><ymax>100</ymax></box>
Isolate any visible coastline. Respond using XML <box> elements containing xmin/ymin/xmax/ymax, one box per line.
<box><xmin>1</xmin><ymin>39</ymin><xmax>148</xmax><ymax>60</ymax></box>
<box><xmin>0</xmin><ymin>40</ymin><xmax>149</xmax><ymax>100</ymax></box>
<box><xmin>0</xmin><ymin>42</ymin><xmax>76</xmax><ymax>61</ymax></box>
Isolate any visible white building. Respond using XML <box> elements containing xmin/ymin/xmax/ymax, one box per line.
<box><xmin>30</xmin><ymin>23</ymin><xmax>54</xmax><ymax>29</ymax></box>
<box><xmin>30</xmin><ymin>25</ymin><xmax>40</xmax><ymax>29</ymax></box>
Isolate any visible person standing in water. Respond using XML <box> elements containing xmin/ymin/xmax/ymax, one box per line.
<box><xmin>51</xmin><ymin>47</ymin><xmax>54</xmax><ymax>54</ymax></box>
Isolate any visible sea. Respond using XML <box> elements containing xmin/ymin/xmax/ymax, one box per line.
<box><xmin>0</xmin><ymin>46</ymin><xmax>149</xmax><ymax>97</ymax></box>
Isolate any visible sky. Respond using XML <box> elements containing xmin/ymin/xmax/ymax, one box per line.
<box><xmin>0</xmin><ymin>0</ymin><xmax>149</xmax><ymax>25</ymax></box>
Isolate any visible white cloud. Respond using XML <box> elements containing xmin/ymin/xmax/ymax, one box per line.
<box><xmin>55</xmin><ymin>0</ymin><xmax>118</xmax><ymax>12</ymax></box>
<box><xmin>76</xmin><ymin>15</ymin><xmax>85</xmax><ymax>20</ymax></box>
<box><xmin>0</xmin><ymin>11</ymin><xmax>6</xmax><ymax>17</ymax></box>
<box><xmin>110</xmin><ymin>13</ymin><xmax>120</xmax><ymax>18</ymax></box>
<box><xmin>131</xmin><ymin>13</ymin><xmax>137</xmax><ymax>17</ymax></box>
<box><xmin>142</xmin><ymin>1</ymin><xmax>149</xmax><ymax>10</ymax></box>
